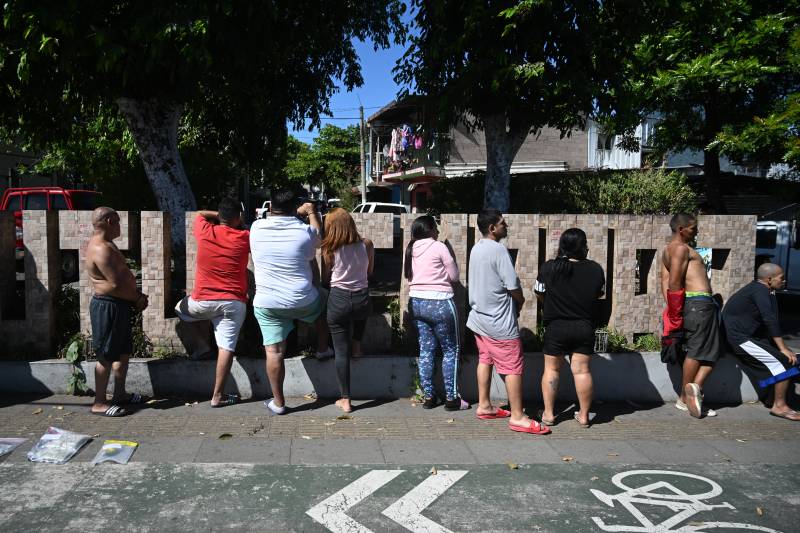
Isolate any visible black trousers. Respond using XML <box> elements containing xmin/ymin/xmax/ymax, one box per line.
<box><xmin>326</xmin><ymin>287</ymin><xmax>371</xmax><ymax>398</ymax></box>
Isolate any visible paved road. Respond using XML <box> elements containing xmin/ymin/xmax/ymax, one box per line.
<box><xmin>1</xmin><ymin>396</ymin><xmax>798</xmax><ymax>532</ymax></box>
<box><xmin>1</xmin><ymin>463</ymin><xmax>796</xmax><ymax>532</ymax></box>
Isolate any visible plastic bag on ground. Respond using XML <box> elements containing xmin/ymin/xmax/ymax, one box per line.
<box><xmin>91</xmin><ymin>440</ymin><xmax>138</xmax><ymax>465</ymax></box>
<box><xmin>0</xmin><ymin>438</ymin><xmax>26</xmax><ymax>458</ymax></box>
<box><xmin>27</xmin><ymin>427</ymin><xmax>91</xmax><ymax>464</ymax></box>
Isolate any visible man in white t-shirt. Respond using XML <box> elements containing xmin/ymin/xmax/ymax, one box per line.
<box><xmin>250</xmin><ymin>188</ymin><xmax>331</xmax><ymax>414</ymax></box>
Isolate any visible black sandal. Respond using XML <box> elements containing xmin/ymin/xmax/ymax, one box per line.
<box><xmin>91</xmin><ymin>405</ymin><xmax>128</xmax><ymax>417</ymax></box>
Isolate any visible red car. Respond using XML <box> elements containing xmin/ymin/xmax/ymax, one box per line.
<box><xmin>1</xmin><ymin>187</ymin><xmax>101</xmax><ymax>281</ymax></box>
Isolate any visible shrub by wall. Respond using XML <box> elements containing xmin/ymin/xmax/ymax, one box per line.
<box><xmin>429</xmin><ymin>169</ymin><xmax>698</xmax><ymax>215</ymax></box>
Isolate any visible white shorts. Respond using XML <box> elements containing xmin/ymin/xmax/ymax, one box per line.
<box><xmin>175</xmin><ymin>297</ymin><xmax>247</xmax><ymax>352</ymax></box>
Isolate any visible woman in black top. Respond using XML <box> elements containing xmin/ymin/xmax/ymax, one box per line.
<box><xmin>534</xmin><ymin>228</ymin><xmax>605</xmax><ymax>428</ymax></box>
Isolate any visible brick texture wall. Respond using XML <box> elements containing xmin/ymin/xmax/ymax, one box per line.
<box><xmin>0</xmin><ymin>212</ymin><xmax>756</xmax><ymax>355</ymax></box>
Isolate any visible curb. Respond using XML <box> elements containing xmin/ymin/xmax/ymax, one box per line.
<box><xmin>0</xmin><ymin>352</ymin><xmax>759</xmax><ymax>403</ymax></box>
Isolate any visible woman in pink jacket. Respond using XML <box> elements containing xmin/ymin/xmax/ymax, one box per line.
<box><xmin>405</xmin><ymin>216</ymin><xmax>469</xmax><ymax>410</ymax></box>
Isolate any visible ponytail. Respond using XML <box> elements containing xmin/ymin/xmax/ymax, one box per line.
<box><xmin>404</xmin><ymin>215</ymin><xmax>439</xmax><ymax>281</ymax></box>
<box><xmin>551</xmin><ymin>228</ymin><xmax>588</xmax><ymax>282</ymax></box>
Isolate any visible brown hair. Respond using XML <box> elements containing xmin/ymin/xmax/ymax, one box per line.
<box><xmin>321</xmin><ymin>208</ymin><xmax>362</xmax><ymax>265</ymax></box>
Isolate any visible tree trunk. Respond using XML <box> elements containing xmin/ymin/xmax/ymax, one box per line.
<box><xmin>116</xmin><ymin>98</ymin><xmax>197</xmax><ymax>266</ymax></box>
<box><xmin>702</xmin><ymin>147</ymin><xmax>726</xmax><ymax>214</ymax></box>
<box><xmin>482</xmin><ymin>113</ymin><xmax>528</xmax><ymax>212</ymax></box>
<box><xmin>702</xmin><ymin>102</ymin><xmax>726</xmax><ymax>214</ymax></box>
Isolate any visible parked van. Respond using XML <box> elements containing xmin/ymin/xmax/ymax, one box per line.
<box><xmin>756</xmin><ymin>219</ymin><xmax>800</xmax><ymax>293</ymax></box>
<box><xmin>1</xmin><ymin>187</ymin><xmax>101</xmax><ymax>281</ymax></box>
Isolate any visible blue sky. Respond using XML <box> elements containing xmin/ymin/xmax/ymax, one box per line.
<box><xmin>289</xmin><ymin>32</ymin><xmax>410</xmax><ymax>143</ymax></box>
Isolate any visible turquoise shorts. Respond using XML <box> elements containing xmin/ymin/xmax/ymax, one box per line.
<box><xmin>254</xmin><ymin>296</ymin><xmax>325</xmax><ymax>346</ymax></box>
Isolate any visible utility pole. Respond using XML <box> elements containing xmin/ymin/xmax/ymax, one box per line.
<box><xmin>359</xmin><ymin>105</ymin><xmax>367</xmax><ymax>204</ymax></box>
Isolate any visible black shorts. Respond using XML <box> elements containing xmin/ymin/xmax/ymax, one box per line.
<box><xmin>90</xmin><ymin>295</ymin><xmax>133</xmax><ymax>362</ymax></box>
<box><xmin>543</xmin><ymin>319</ymin><xmax>594</xmax><ymax>356</ymax></box>
<box><xmin>731</xmin><ymin>337</ymin><xmax>793</xmax><ymax>385</ymax></box>
<box><xmin>683</xmin><ymin>298</ymin><xmax>721</xmax><ymax>362</ymax></box>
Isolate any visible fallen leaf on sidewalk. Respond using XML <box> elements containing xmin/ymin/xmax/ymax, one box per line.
<box><xmin>303</xmin><ymin>393</ymin><xmax>317</xmax><ymax>400</ymax></box>
<box><xmin>607</xmin><ymin>453</ymin><xmax>619</xmax><ymax>457</ymax></box>
<box><xmin>446</xmin><ymin>419</ymin><xmax>455</xmax><ymax>424</ymax></box>
<box><xmin>735</xmin><ymin>438</ymin><xmax>747</xmax><ymax>443</ymax></box>
<box><xmin>507</xmin><ymin>462</ymin><xmax>519</xmax><ymax>470</ymax></box>
<box><xmin>336</xmin><ymin>415</ymin><xmax>352</xmax><ymax>420</ymax></box>
<box><xmin>32</xmin><ymin>408</ymin><xmax>42</xmax><ymax>415</ymax></box>
<box><xmin>756</xmin><ymin>507</ymin><xmax>764</xmax><ymax>517</ymax></box>
<box><xmin>590</xmin><ymin>476</ymin><xmax>599</xmax><ymax>481</ymax></box>
<box><xmin>218</xmin><ymin>433</ymin><xmax>233</xmax><ymax>440</ymax></box>
<box><xmin>429</xmin><ymin>466</ymin><xmax>437</xmax><ymax>475</ymax></box>
<box><xmin>301</xmin><ymin>435</ymin><xmax>312</xmax><ymax>440</ymax></box>
<box><xmin>562</xmin><ymin>456</ymin><xmax>574</xmax><ymax>462</ymax></box>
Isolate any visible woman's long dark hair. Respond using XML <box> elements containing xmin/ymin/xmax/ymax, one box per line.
<box><xmin>552</xmin><ymin>228</ymin><xmax>589</xmax><ymax>281</ymax></box>
<box><xmin>404</xmin><ymin>215</ymin><xmax>438</xmax><ymax>280</ymax></box>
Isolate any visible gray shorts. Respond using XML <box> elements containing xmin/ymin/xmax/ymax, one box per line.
<box><xmin>683</xmin><ymin>298</ymin><xmax>721</xmax><ymax>362</ymax></box>
<box><xmin>175</xmin><ymin>297</ymin><xmax>246</xmax><ymax>352</ymax></box>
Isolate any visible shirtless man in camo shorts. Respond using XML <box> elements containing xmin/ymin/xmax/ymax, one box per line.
<box><xmin>661</xmin><ymin>213</ymin><xmax>720</xmax><ymax>419</ymax></box>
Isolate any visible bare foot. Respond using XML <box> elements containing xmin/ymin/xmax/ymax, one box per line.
<box><xmin>475</xmin><ymin>404</ymin><xmax>500</xmax><ymax>417</ymax></box>
<box><xmin>336</xmin><ymin>399</ymin><xmax>353</xmax><ymax>413</ymax></box>
<box><xmin>509</xmin><ymin>415</ymin><xmax>533</xmax><ymax>428</ymax></box>
<box><xmin>90</xmin><ymin>403</ymin><xmax>112</xmax><ymax>414</ymax></box>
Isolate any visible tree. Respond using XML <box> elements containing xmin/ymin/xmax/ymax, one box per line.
<box><xmin>621</xmin><ymin>0</ymin><xmax>799</xmax><ymax>212</ymax></box>
<box><xmin>284</xmin><ymin>125</ymin><xmax>361</xmax><ymax>194</ymax></box>
<box><xmin>0</xmin><ymin>1</ymin><xmax>405</xmax><ymax>257</ymax></box>
<box><xmin>714</xmin><ymin>28</ymin><xmax>800</xmax><ymax>176</ymax></box>
<box><xmin>395</xmin><ymin>0</ymin><xmax>646</xmax><ymax>211</ymax></box>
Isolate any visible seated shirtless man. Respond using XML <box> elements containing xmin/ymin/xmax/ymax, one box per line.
<box><xmin>85</xmin><ymin>207</ymin><xmax>149</xmax><ymax>417</ymax></box>
<box><xmin>661</xmin><ymin>213</ymin><xmax>720</xmax><ymax>418</ymax></box>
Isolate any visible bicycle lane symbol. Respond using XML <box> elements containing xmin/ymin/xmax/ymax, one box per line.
<box><xmin>589</xmin><ymin>469</ymin><xmax>782</xmax><ymax>532</ymax></box>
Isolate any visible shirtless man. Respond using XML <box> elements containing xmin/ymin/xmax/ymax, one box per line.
<box><xmin>85</xmin><ymin>207</ymin><xmax>148</xmax><ymax>417</ymax></box>
<box><xmin>661</xmin><ymin>213</ymin><xmax>720</xmax><ymax>418</ymax></box>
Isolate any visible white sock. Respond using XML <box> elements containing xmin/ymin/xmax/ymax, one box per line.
<box><xmin>265</xmin><ymin>399</ymin><xmax>286</xmax><ymax>415</ymax></box>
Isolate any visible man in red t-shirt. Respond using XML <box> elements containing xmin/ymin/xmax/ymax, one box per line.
<box><xmin>175</xmin><ymin>197</ymin><xmax>250</xmax><ymax>407</ymax></box>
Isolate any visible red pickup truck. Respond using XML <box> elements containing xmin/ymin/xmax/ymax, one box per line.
<box><xmin>1</xmin><ymin>187</ymin><xmax>101</xmax><ymax>281</ymax></box>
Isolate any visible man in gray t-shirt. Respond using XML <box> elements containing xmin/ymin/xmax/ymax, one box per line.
<box><xmin>467</xmin><ymin>210</ymin><xmax>550</xmax><ymax>435</ymax></box>
<box><xmin>467</xmin><ymin>238</ymin><xmax>521</xmax><ymax>340</ymax></box>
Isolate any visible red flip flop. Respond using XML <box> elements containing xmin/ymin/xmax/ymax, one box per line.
<box><xmin>509</xmin><ymin>420</ymin><xmax>551</xmax><ymax>435</ymax></box>
<box><xmin>476</xmin><ymin>408</ymin><xmax>511</xmax><ymax>420</ymax></box>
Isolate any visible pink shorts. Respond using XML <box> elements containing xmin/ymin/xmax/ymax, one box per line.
<box><xmin>474</xmin><ymin>333</ymin><xmax>523</xmax><ymax>376</ymax></box>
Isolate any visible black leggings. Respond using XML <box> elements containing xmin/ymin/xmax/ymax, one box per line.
<box><xmin>326</xmin><ymin>287</ymin><xmax>371</xmax><ymax>398</ymax></box>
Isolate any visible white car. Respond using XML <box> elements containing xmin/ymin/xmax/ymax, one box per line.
<box><xmin>352</xmin><ymin>202</ymin><xmax>410</xmax><ymax>215</ymax></box>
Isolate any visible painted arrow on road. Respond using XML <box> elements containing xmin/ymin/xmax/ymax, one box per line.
<box><xmin>306</xmin><ymin>469</ymin><xmax>404</xmax><ymax>533</ymax></box>
<box><xmin>306</xmin><ymin>469</ymin><xmax>469</xmax><ymax>533</ymax></box>
<box><xmin>383</xmin><ymin>470</ymin><xmax>469</xmax><ymax>533</ymax></box>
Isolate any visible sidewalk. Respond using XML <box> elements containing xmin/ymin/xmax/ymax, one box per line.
<box><xmin>1</xmin><ymin>394</ymin><xmax>797</xmax><ymax>465</ymax></box>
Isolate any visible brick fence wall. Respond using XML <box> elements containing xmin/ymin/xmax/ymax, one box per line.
<box><xmin>0</xmin><ymin>211</ymin><xmax>755</xmax><ymax>357</ymax></box>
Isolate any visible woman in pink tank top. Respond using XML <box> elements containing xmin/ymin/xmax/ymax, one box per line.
<box><xmin>321</xmin><ymin>208</ymin><xmax>375</xmax><ymax>413</ymax></box>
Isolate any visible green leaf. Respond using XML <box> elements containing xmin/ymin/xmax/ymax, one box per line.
<box><xmin>65</xmin><ymin>340</ymin><xmax>81</xmax><ymax>363</ymax></box>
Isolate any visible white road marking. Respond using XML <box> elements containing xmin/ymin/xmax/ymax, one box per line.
<box><xmin>591</xmin><ymin>469</ymin><xmax>782</xmax><ymax>532</ymax></box>
<box><xmin>306</xmin><ymin>469</ymin><xmax>404</xmax><ymax>533</ymax></box>
<box><xmin>382</xmin><ymin>470</ymin><xmax>469</xmax><ymax>533</ymax></box>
